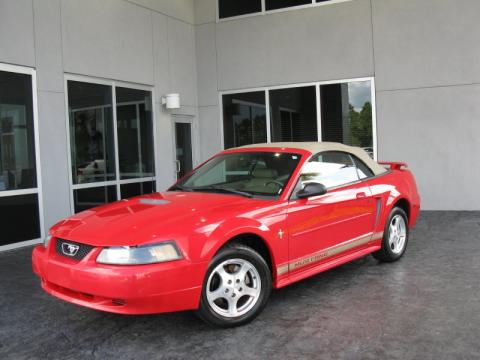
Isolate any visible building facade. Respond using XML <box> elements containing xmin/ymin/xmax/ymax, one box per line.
<box><xmin>0</xmin><ymin>0</ymin><xmax>479</xmax><ymax>250</ymax></box>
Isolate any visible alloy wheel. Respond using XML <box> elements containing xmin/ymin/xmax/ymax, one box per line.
<box><xmin>388</xmin><ymin>214</ymin><xmax>407</xmax><ymax>255</ymax></box>
<box><xmin>206</xmin><ymin>258</ymin><xmax>261</xmax><ymax>318</ymax></box>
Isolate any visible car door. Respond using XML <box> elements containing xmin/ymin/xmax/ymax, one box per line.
<box><xmin>286</xmin><ymin>151</ymin><xmax>377</xmax><ymax>273</ymax></box>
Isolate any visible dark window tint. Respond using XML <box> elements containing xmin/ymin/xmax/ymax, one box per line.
<box><xmin>219</xmin><ymin>0</ymin><xmax>262</xmax><ymax>19</ymax></box>
<box><xmin>0</xmin><ymin>194</ymin><xmax>40</xmax><ymax>245</ymax></box>
<box><xmin>223</xmin><ymin>92</ymin><xmax>267</xmax><ymax>149</ymax></box>
<box><xmin>73</xmin><ymin>185</ymin><xmax>117</xmax><ymax>213</ymax></box>
<box><xmin>352</xmin><ymin>155</ymin><xmax>374</xmax><ymax>179</ymax></box>
<box><xmin>314</xmin><ymin>151</ymin><xmax>353</xmax><ymax>166</ymax></box>
<box><xmin>0</xmin><ymin>70</ymin><xmax>37</xmax><ymax>190</ymax></box>
<box><xmin>300</xmin><ymin>151</ymin><xmax>359</xmax><ymax>189</ymax></box>
<box><xmin>320</xmin><ymin>81</ymin><xmax>373</xmax><ymax>149</ymax></box>
<box><xmin>120</xmin><ymin>181</ymin><xmax>155</xmax><ymax>199</ymax></box>
<box><xmin>68</xmin><ymin>81</ymin><xmax>116</xmax><ymax>184</ymax></box>
<box><xmin>269</xmin><ymin>86</ymin><xmax>317</xmax><ymax>142</ymax></box>
<box><xmin>116</xmin><ymin>87</ymin><xmax>154</xmax><ymax>180</ymax></box>
<box><xmin>266</xmin><ymin>0</ymin><xmax>312</xmax><ymax>11</ymax></box>
<box><xmin>175</xmin><ymin>122</ymin><xmax>193</xmax><ymax>179</ymax></box>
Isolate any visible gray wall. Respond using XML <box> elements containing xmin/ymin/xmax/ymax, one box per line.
<box><xmin>372</xmin><ymin>0</ymin><xmax>480</xmax><ymax>211</ymax></box>
<box><xmin>194</xmin><ymin>0</ymin><xmax>480</xmax><ymax>210</ymax></box>
<box><xmin>0</xmin><ymin>0</ymin><xmax>198</xmax><ymax>234</ymax></box>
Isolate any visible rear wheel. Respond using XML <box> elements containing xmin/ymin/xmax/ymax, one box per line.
<box><xmin>372</xmin><ymin>207</ymin><xmax>409</xmax><ymax>262</ymax></box>
<box><xmin>197</xmin><ymin>243</ymin><xmax>271</xmax><ymax>327</ymax></box>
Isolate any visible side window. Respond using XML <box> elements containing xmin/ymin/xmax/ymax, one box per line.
<box><xmin>300</xmin><ymin>151</ymin><xmax>359</xmax><ymax>189</ymax></box>
<box><xmin>352</xmin><ymin>155</ymin><xmax>374</xmax><ymax>179</ymax></box>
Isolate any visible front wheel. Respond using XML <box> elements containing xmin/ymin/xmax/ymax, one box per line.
<box><xmin>196</xmin><ymin>243</ymin><xmax>272</xmax><ymax>327</ymax></box>
<box><xmin>372</xmin><ymin>207</ymin><xmax>409</xmax><ymax>262</ymax></box>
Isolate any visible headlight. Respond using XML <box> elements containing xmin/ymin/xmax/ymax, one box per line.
<box><xmin>96</xmin><ymin>242</ymin><xmax>183</xmax><ymax>265</ymax></box>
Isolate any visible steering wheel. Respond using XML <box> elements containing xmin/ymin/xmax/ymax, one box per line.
<box><xmin>265</xmin><ymin>180</ymin><xmax>284</xmax><ymax>189</ymax></box>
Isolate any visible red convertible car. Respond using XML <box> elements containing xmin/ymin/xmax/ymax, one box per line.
<box><xmin>32</xmin><ymin>142</ymin><xmax>420</xmax><ymax>327</ymax></box>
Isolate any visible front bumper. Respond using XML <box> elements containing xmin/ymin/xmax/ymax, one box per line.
<box><xmin>32</xmin><ymin>243</ymin><xmax>208</xmax><ymax>315</ymax></box>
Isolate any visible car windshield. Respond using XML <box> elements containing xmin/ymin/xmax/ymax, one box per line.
<box><xmin>172</xmin><ymin>151</ymin><xmax>302</xmax><ymax>197</ymax></box>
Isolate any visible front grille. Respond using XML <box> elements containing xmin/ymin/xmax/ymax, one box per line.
<box><xmin>55</xmin><ymin>239</ymin><xmax>94</xmax><ymax>261</ymax></box>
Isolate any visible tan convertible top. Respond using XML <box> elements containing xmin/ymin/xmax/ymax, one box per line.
<box><xmin>238</xmin><ymin>142</ymin><xmax>387</xmax><ymax>176</ymax></box>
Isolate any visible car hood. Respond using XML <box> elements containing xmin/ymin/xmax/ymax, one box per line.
<box><xmin>50</xmin><ymin>191</ymin><xmax>269</xmax><ymax>247</ymax></box>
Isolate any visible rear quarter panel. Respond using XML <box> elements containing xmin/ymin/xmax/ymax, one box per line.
<box><xmin>368</xmin><ymin>168</ymin><xmax>421</xmax><ymax>234</ymax></box>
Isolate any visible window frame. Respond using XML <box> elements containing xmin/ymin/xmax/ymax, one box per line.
<box><xmin>219</xmin><ymin>77</ymin><xmax>378</xmax><ymax>160</ymax></box>
<box><xmin>289</xmin><ymin>150</ymin><xmax>376</xmax><ymax>200</ymax></box>
<box><xmin>350</xmin><ymin>153</ymin><xmax>375</xmax><ymax>180</ymax></box>
<box><xmin>0</xmin><ymin>62</ymin><xmax>45</xmax><ymax>251</ymax></box>
<box><xmin>174</xmin><ymin>150</ymin><xmax>303</xmax><ymax>199</ymax></box>
<box><xmin>64</xmin><ymin>74</ymin><xmax>158</xmax><ymax>214</ymax></box>
<box><xmin>217</xmin><ymin>0</ymin><xmax>354</xmax><ymax>22</ymax></box>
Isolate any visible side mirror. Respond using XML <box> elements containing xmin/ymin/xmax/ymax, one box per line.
<box><xmin>296</xmin><ymin>182</ymin><xmax>327</xmax><ymax>199</ymax></box>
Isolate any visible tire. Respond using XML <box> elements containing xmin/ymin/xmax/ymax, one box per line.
<box><xmin>196</xmin><ymin>243</ymin><xmax>272</xmax><ymax>327</ymax></box>
<box><xmin>372</xmin><ymin>207</ymin><xmax>409</xmax><ymax>262</ymax></box>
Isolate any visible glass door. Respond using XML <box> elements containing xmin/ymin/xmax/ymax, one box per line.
<box><xmin>0</xmin><ymin>65</ymin><xmax>43</xmax><ymax>250</ymax></box>
<box><xmin>174</xmin><ymin>122</ymin><xmax>193</xmax><ymax>179</ymax></box>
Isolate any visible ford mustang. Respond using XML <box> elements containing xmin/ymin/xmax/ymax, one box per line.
<box><xmin>32</xmin><ymin>142</ymin><xmax>420</xmax><ymax>327</ymax></box>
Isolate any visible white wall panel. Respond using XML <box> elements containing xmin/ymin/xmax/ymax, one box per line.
<box><xmin>372</xmin><ymin>0</ymin><xmax>480</xmax><ymax>91</ymax></box>
<box><xmin>37</xmin><ymin>91</ymin><xmax>72</xmax><ymax>228</ymax></box>
<box><xmin>216</xmin><ymin>0</ymin><xmax>374</xmax><ymax>91</ymax></box>
<box><xmin>377</xmin><ymin>85</ymin><xmax>480</xmax><ymax>210</ymax></box>
<box><xmin>127</xmin><ymin>0</ymin><xmax>195</xmax><ymax>24</ymax></box>
<box><xmin>33</xmin><ymin>0</ymin><xmax>63</xmax><ymax>92</ymax></box>
<box><xmin>195</xmin><ymin>23</ymin><xmax>218</xmax><ymax>106</ymax></box>
<box><xmin>61</xmin><ymin>0</ymin><xmax>154</xmax><ymax>85</ymax></box>
<box><xmin>0</xmin><ymin>0</ymin><xmax>35</xmax><ymax>67</ymax></box>
<box><xmin>167</xmin><ymin>17</ymin><xmax>198</xmax><ymax>107</ymax></box>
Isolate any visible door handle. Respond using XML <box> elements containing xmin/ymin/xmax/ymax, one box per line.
<box><xmin>174</xmin><ymin>160</ymin><xmax>181</xmax><ymax>173</ymax></box>
<box><xmin>356</xmin><ymin>192</ymin><xmax>367</xmax><ymax>199</ymax></box>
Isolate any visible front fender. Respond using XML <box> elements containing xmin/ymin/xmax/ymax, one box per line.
<box><xmin>203</xmin><ymin>217</ymin><xmax>274</xmax><ymax>258</ymax></box>
<box><xmin>198</xmin><ymin>215</ymin><xmax>287</xmax><ymax>276</ymax></box>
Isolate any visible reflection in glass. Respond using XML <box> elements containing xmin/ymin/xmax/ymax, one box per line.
<box><xmin>301</xmin><ymin>151</ymin><xmax>359</xmax><ymax>189</ymax></box>
<box><xmin>68</xmin><ymin>81</ymin><xmax>115</xmax><ymax>184</ymax></box>
<box><xmin>73</xmin><ymin>185</ymin><xmax>117</xmax><ymax>213</ymax></box>
<box><xmin>266</xmin><ymin>0</ymin><xmax>311</xmax><ymax>11</ymax></box>
<box><xmin>223</xmin><ymin>92</ymin><xmax>267</xmax><ymax>149</ymax></box>
<box><xmin>120</xmin><ymin>181</ymin><xmax>155</xmax><ymax>199</ymax></box>
<box><xmin>320</xmin><ymin>81</ymin><xmax>373</xmax><ymax>149</ymax></box>
<box><xmin>116</xmin><ymin>87</ymin><xmax>154</xmax><ymax>179</ymax></box>
<box><xmin>269</xmin><ymin>86</ymin><xmax>317</xmax><ymax>142</ymax></box>
<box><xmin>218</xmin><ymin>0</ymin><xmax>262</xmax><ymax>19</ymax></box>
<box><xmin>0</xmin><ymin>70</ymin><xmax>37</xmax><ymax>191</ymax></box>
<box><xmin>0</xmin><ymin>194</ymin><xmax>40</xmax><ymax>245</ymax></box>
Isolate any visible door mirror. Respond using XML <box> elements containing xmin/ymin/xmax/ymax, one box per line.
<box><xmin>296</xmin><ymin>182</ymin><xmax>327</xmax><ymax>199</ymax></box>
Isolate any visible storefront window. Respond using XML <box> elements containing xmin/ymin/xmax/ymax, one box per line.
<box><xmin>73</xmin><ymin>186</ymin><xmax>117</xmax><ymax>213</ymax></box>
<box><xmin>68</xmin><ymin>81</ymin><xmax>115</xmax><ymax>184</ymax></box>
<box><xmin>265</xmin><ymin>0</ymin><xmax>311</xmax><ymax>11</ymax></box>
<box><xmin>222</xmin><ymin>91</ymin><xmax>267</xmax><ymax>149</ymax></box>
<box><xmin>218</xmin><ymin>0</ymin><xmax>262</xmax><ymax>19</ymax></box>
<box><xmin>320</xmin><ymin>81</ymin><xmax>373</xmax><ymax>150</ymax></box>
<box><xmin>221</xmin><ymin>79</ymin><xmax>375</xmax><ymax>157</ymax></box>
<box><xmin>116</xmin><ymin>87</ymin><xmax>154</xmax><ymax>180</ymax></box>
<box><xmin>67</xmin><ymin>80</ymin><xmax>156</xmax><ymax>212</ymax></box>
<box><xmin>269</xmin><ymin>86</ymin><xmax>317</xmax><ymax>142</ymax></box>
<box><xmin>0</xmin><ymin>72</ymin><xmax>37</xmax><ymax>191</ymax></box>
